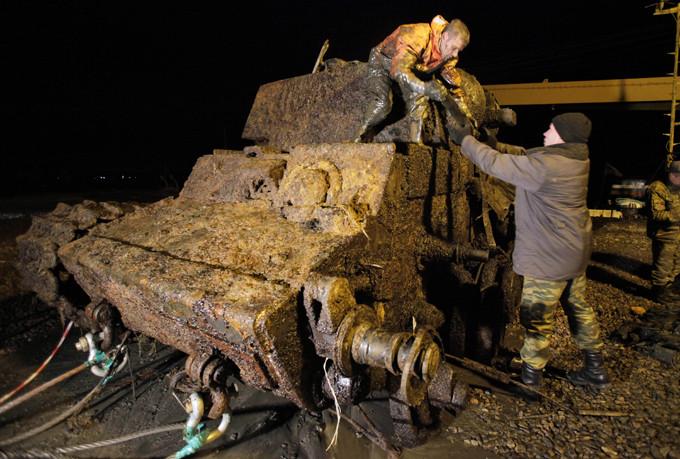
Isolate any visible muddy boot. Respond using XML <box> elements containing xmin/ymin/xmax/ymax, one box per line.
<box><xmin>511</xmin><ymin>362</ymin><xmax>543</xmax><ymax>401</ymax></box>
<box><xmin>567</xmin><ymin>350</ymin><xmax>610</xmax><ymax>389</ymax></box>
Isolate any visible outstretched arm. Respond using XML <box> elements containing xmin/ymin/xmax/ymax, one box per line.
<box><xmin>460</xmin><ymin>136</ymin><xmax>544</xmax><ymax>191</ymax></box>
<box><xmin>390</xmin><ymin>47</ymin><xmax>447</xmax><ymax>102</ymax></box>
<box><xmin>390</xmin><ymin>48</ymin><xmax>427</xmax><ymax>94</ymax></box>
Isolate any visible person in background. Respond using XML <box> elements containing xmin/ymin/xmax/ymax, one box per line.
<box><xmin>646</xmin><ymin>161</ymin><xmax>680</xmax><ymax>307</ymax></box>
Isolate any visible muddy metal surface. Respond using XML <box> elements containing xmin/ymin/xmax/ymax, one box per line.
<box><xmin>1</xmin><ymin>214</ymin><xmax>678</xmax><ymax>458</ymax></box>
<box><xmin>9</xmin><ymin>60</ymin><xmax>527</xmax><ymax>448</ymax></box>
<box><xmin>0</xmin><ymin>212</ymin><xmax>494</xmax><ymax>459</ymax></box>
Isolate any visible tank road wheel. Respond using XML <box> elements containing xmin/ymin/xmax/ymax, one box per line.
<box><xmin>389</xmin><ymin>397</ymin><xmax>436</xmax><ymax>448</ymax></box>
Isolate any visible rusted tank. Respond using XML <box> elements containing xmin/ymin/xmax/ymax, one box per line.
<box><xmin>17</xmin><ymin>59</ymin><xmax>522</xmax><ymax>446</ymax></box>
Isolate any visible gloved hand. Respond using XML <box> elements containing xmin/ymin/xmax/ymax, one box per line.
<box><xmin>480</xmin><ymin>127</ymin><xmax>498</xmax><ymax>149</ymax></box>
<box><xmin>448</xmin><ymin>121</ymin><xmax>473</xmax><ymax>145</ymax></box>
<box><xmin>424</xmin><ymin>80</ymin><xmax>448</xmax><ymax>103</ymax></box>
<box><xmin>499</xmin><ymin>108</ymin><xmax>517</xmax><ymax>127</ymax></box>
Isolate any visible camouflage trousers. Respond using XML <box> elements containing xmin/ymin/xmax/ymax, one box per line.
<box><xmin>519</xmin><ymin>274</ymin><xmax>603</xmax><ymax>370</ymax></box>
<box><xmin>651</xmin><ymin>238</ymin><xmax>680</xmax><ymax>287</ymax></box>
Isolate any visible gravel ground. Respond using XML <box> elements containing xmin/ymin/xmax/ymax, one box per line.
<box><xmin>446</xmin><ymin>218</ymin><xmax>680</xmax><ymax>458</ymax></box>
<box><xmin>0</xmin><ymin>215</ymin><xmax>678</xmax><ymax>458</ymax></box>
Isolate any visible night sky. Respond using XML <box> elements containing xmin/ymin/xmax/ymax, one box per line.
<box><xmin>0</xmin><ymin>1</ymin><xmax>676</xmax><ymax>202</ymax></box>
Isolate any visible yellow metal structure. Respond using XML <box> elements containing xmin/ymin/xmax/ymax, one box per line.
<box><xmin>483</xmin><ymin>3</ymin><xmax>680</xmax><ymax>169</ymax></box>
<box><xmin>484</xmin><ymin>77</ymin><xmax>677</xmax><ymax>106</ymax></box>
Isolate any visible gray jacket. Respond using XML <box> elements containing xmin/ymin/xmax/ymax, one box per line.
<box><xmin>460</xmin><ymin>136</ymin><xmax>592</xmax><ymax>281</ymax></box>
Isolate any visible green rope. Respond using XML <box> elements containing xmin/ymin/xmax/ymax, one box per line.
<box><xmin>172</xmin><ymin>424</ymin><xmax>208</xmax><ymax>459</ymax></box>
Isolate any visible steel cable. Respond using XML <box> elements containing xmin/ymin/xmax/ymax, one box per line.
<box><xmin>0</xmin><ymin>321</ymin><xmax>74</xmax><ymax>406</ymax></box>
<box><xmin>0</xmin><ymin>450</ymin><xmax>66</xmax><ymax>459</ymax></box>
<box><xmin>0</xmin><ymin>362</ymin><xmax>89</xmax><ymax>417</ymax></box>
<box><xmin>0</xmin><ymin>335</ymin><xmax>130</xmax><ymax>447</ymax></box>
<box><xmin>55</xmin><ymin>422</ymin><xmax>185</xmax><ymax>454</ymax></box>
<box><xmin>0</xmin><ymin>371</ymin><xmax>106</xmax><ymax>447</ymax></box>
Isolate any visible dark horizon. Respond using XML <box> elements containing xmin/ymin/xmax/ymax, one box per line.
<box><xmin>0</xmin><ymin>1</ymin><xmax>676</xmax><ymax>201</ymax></box>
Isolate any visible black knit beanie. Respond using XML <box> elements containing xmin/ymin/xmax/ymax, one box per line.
<box><xmin>551</xmin><ymin>113</ymin><xmax>592</xmax><ymax>143</ymax></box>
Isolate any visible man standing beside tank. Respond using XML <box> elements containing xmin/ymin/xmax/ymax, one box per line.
<box><xmin>647</xmin><ymin>161</ymin><xmax>680</xmax><ymax>307</ymax></box>
<box><xmin>355</xmin><ymin>15</ymin><xmax>470</xmax><ymax>143</ymax></box>
<box><xmin>448</xmin><ymin>113</ymin><xmax>610</xmax><ymax>394</ymax></box>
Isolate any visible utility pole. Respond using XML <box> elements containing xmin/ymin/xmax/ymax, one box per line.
<box><xmin>655</xmin><ymin>1</ymin><xmax>680</xmax><ymax>167</ymax></box>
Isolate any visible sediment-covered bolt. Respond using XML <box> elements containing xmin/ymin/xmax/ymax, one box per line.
<box><xmin>350</xmin><ymin>325</ymin><xmax>441</xmax><ymax>382</ymax></box>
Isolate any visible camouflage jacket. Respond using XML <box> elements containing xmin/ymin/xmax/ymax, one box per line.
<box><xmin>646</xmin><ymin>180</ymin><xmax>680</xmax><ymax>238</ymax></box>
<box><xmin>373</xmin><ymin>15</ymin><xmax>456</xmax><ymax>95</ymax></box>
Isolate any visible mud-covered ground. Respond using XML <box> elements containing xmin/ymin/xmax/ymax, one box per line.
<box><xmin>0</xmin><ymin>212</ymin><xmax>678</xmax><ymax>458</ymax></box>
